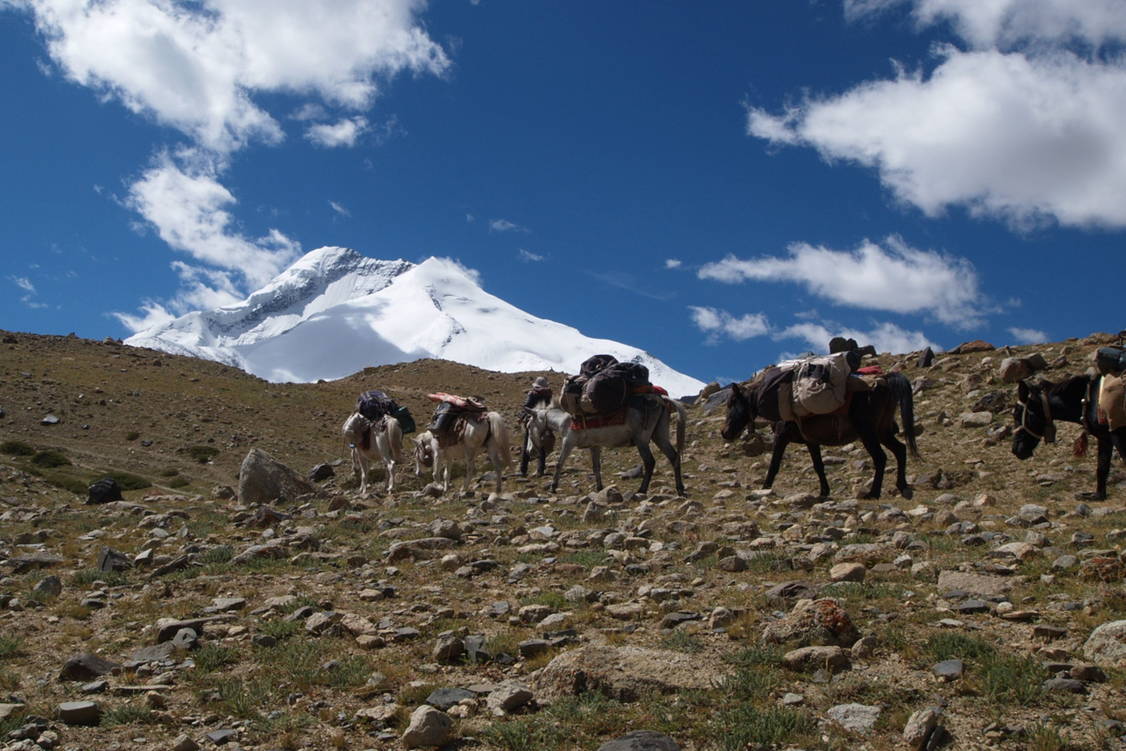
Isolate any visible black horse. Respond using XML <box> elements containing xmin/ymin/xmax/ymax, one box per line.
<box><xmin>1012</xmin><ymin>376</ymin><xmax>1126</xmax><ymax>500</ymax></box>
<box><xmin>722</xmin><ymin>373</ymin><xmax>918</xmax><ymax>499</ymax></box>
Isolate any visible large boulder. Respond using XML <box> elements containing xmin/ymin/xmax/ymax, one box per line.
<box><xmin>597</xmin><ymin>731</ymin><xmax>681</xmax><ymax>751</ymax></box>
<box><xmin>531</xmin><ymin>646</ymin><xmax>719</xmax><ymax>703</ymax></box>
<box><xmin>237</xmin><ymin>448</ymin><xmax>315</xmax><ymax>504</ymax></box>
<box><xmin>761</xmin><ymin>598</ymin><xmax>860</xmax><ymax>647</ymax></box>
<box><xmin>400</xmin><ymin>705</ymin><xmax>454</xmax><ymax>748</ymax></box>
<box><xmin>1083</xmin><ymin>620</ymin><xmax>1126</xmax><ymax>667</ymax></box>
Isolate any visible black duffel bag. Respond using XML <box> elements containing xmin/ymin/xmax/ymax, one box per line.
<box><xmin>1096</xmin><ymin>347</ymin><xmax>1126</xmax><ymax>374</ymax></box>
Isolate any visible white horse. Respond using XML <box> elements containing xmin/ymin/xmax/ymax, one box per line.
<box><xmin>431</xmin><ymin>412</ymin><xmax>511</xmax><ymax>495</ymax></box>
<box><xmin>341</xmin><ymin>412</ymin><xmax>403</xmax><ymax>494</ymax></box>
<box><xmin>530</xmin><ymin>395</ymin><xmax>687</xmax><ymax>496</ymax></box>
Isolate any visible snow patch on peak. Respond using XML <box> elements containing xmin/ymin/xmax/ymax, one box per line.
<box><xmin>125</xmin><ymin>248</ymin><xmax>706</xmax><ymax>396</ymax></box>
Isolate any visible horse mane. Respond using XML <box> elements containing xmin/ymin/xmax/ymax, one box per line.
<box><xmin>1039</xmin><ymin>373</ymin><xmax>1091</xmax><ymax>401</ymax></box>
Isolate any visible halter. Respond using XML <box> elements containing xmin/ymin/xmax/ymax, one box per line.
<box><xmin>1015</xmin><ymin>387</ymin><xmax>1056</xmax><ymax>444</ymax></box>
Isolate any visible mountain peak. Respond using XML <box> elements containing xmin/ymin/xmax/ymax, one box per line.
<box><xmin>125</xmin><ymin>247</ymin><xmax>705</xmax><ymax>395</ymax></box>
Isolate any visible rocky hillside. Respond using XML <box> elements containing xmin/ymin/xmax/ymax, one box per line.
<box><xmin>0</xmin><ymin>329</ymin><xmax>1124</xmax><ymax>751</ymax></box>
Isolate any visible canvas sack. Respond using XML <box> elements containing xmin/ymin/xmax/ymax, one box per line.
<box><xmin>791</xmin><ymin>353</ymin><xmax>852</xmax><ymax>417</ymax></box>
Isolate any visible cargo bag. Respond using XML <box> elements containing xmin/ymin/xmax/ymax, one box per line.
<box><xmin>791</xmin><ymin>353</ymin><xmax>852</xmax><ymax>417</ymax></box>
<box><xmin>1096</xmin><ymin>347</ymin><xmax>1126</xmax><ymax>375</ymax></box>
<box><xmin>357</xmin><ymin>390</ymin><xmax>395</xmax><ymax>421</ymax></box>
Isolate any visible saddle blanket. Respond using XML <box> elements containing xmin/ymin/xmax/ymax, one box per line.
<box><xmin>571</xmin><ymin>409</ymin><xmax>627</xmax><ymax>431</ymax></box>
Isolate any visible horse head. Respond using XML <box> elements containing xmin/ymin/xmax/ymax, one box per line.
<box><xmin>721</xmin><ymin>382</ymin><xmax>755</xmax><ymax>441</ymax></box>
<box><xmin>1011</xmin><ymin>378</ymin><xmax>1055</xmax><ymax>460</ymax></box>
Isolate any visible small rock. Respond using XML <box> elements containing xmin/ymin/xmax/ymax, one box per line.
<box><xmin>56</xmin><ymin>701</ymin><xmax>101</xmax><ymax>726</ymax></box>
<box><xmin>171</xmin><ymin>735</ymin><xmax>200</xmax><ymax>751</ymax></box>
<box><xmin>782</xmin><ymin>646</ymin><xmax>850</xmax><ymax>673</ymax></box>
<box><xmin>485</xmin><ymin>681</ymin><xmax>533</xmax><ymax>715</ymax></box>
<box><xmin>932</xmin><ymin>659</ymin><xmax>963</xmax><ymax>681</ymax></box>
<box><xmin>826</xmin><ymin>703</ymin><xmax>881</xmax><ymax>733</ymax></box>
<box><xmin>596</xmin><ymin>730</ymin><xmax>681</xmax><ymax>751</ymax></box>
<box><xmin>59</xmin><ymin>653</ymin><xmax>120</xmax><ymax>682</ymax></box>
<box><xmin>903</xmin><ymin>706</ymin><xmax>942</xmax><ymax>750</ymax></box>
<box><xmin>829</xmin><ymin>562</ymin><xmax>866</xmax><ymax>583</ymax></box>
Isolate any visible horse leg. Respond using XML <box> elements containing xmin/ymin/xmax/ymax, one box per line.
<box><xmin>763</xmin><ymin>428</ymin><xmax>790</xmax><ymax>490</ymax></box>
<box><xmin>1094</xmin><ymin>435</ymin><xmax>1112</xmax><ymax>500</ymax></box>
<box><xmin>807</xmin><ymin>443</ymin><xmax>830</xmax><ymax>498</ymax></box>
<box><xmin>590</xmin><ymin>447</ymin><xmax>604</xmax><ymax>491</ymax></box>
<box><xmin>353</xmin><ymin>448</ymin><xmax>369</xmax><ymax>496</ymax></box>
<box><xmin>634</xmin><ymin>439</ymin><xmax>657</xmax><ymax>494</ymax></box>
<box><xmin>536</xmin><ymin>440</ymin><xmax>548</xmax><ymax>477</ymax></box>
<box><xmin>519</xmin><ymin>429</ymin><xmax>531</xmax><ymax>477</ymax></box>
<box><xmin>858</xmin><ymin>428</ymin><xmax>887</xmax><ymax>499</ymax></box>
<box><xmin>652</xmin><ymin>425</ymin><xmax>685</xmax><ymax>497</ymax></box>
<box><xmin>551</xmin><ymin>436</ymin><xmax>576</xmax><ymax>494</ymax></box>
<box><xmin>879</xmin><ymin>429</ymin><xmax>912</xmax><ymax>499</ymax></box>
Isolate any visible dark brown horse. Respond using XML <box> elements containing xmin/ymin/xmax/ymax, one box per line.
<box><xmin>1012</xmin><ymin>375</ymin><xmax>1126</xmax><ymax>500</ymax></box>
<box><xmin>722</xmin><ymin>373</ymin><xmax>918</xmax><ymax>499</ymax></box>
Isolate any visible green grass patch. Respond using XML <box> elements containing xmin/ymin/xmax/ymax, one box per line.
<box><xmin>167</xmin><ymin>476</ymin><xmax>191</xmax><ymax>488</ymax></box>
<box><xmin>924</xmin><ymin>632</ymin><xmax>996</xmax><ymax>663</ymax></box>
<box><xmin>979</xmin><ymin>652</ymin><xmax>1045</xmax><ymax>705</ymax></box>
<box><xmin>520</xmin><ymin>590</ymin><xmax>569</xmax><ymax>610</ymax></box>
<box><xmin>661</xmin><ymin>629</ymin><xmax>705</xmax><ymax>653</ymax></box>
<box><xmin>203</xmin><ymin>676</ymin><xmax>279</xmax><ymax>719</ymax></box>
<box><xmin>318</xmin><ymin>655</ymin><xmax>371</xmax><ymax>689</ymax></box>
<box><xmin>186</xmin><ymin>445</ymin><xmax>220</xmax><ymax>464</ymax></box>
<box><xmin>710</xmin><ymin>704</ymin><xmax>815</xmax><ymax>751</ymax></box>
<box><xmin>0</xmin><ymin>668</ymin><xmax>20</xmax><ymax>691</ymax></box>
<box><xmin>194</xmin><ymin>644</ymin><xmax>238</xmax><ymax>673</ymax></box>
<box><xmin>72</xmin><ymin>568</ymin><xmax>128</xmax><ymax>587</ymax></box>
<box><xmin>31</xmin><ymin>449</ymin><xmax>70</xmax><ymax>468</ymax></box>
<box><xmin>0</xmin><ymin>635</ymin><xmax>22</xmax><ymax>660</ymax></box>
<box><xmin>0</xmin><ymin>440</ymin><xmax>35</xmax><ymax>456</ymax></box>
<box><xmin>103</xmin><ymin>470</ymin><xmax>150</xmax><ymax>490</ymax></box>
<box><xmin>100</xmin><ymin>704</ymin><xmax>159</xmax><ymax>727</ymax></box>
<box><xmin>743</xmin><ymin>551</ymin><xmax>793</xmax><ymax>574</ymax></box>
<box><xmin>259</xmin><ymin>620</ymin><xmax>301</xmax><ymax>642</ymax></box>
<box><xmin>560</xmin><ymin>550</ymin><xmax>612</xmax><ymax>568</ymax></box>
<box><xmin>198</xmin><ymin>545</ymin><xmax>234</xmax><ymax>565</ymax></box>
<box><xmin>37</xmin><ymin>470</ymin><xmax>89</xmax><ymax>495</ymax></box>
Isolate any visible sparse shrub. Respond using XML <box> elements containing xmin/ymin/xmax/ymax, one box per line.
<box><xmin>125</xmin><ymin>431</ymin><xmax>140</xmax><ymax>441</ymax></box>
<box><xmin>167</xmin><ymin>476</ymin><xmax>190</xmax><ymax>488</ymax></box>
<box><xmin>40</xmin><ymin>472</ymin><xmax>89</xmax><ymax>495</ymax></box>
<box><xmin>980</xmin><ymin>652</ymin><xmax>1045</xmax><ymax>705</ymax></box>
<box><xmin>199</xmin><ymin>545</ymin><xmax>234</xmax><ymax>564</ymax></box>
<box><xmin>159</xmin><ymin>467</ymin><xmax>179</xmax><ymax>477</ymax></box>
<box><xmin>186</xmin><ymin>445</ymin><xmax>220</xmax><ymax>464</ymax></box>
<box><xmin>319</xmin><ymin>655</ymin><xmax>371</xmax><ymax>688</ymax></box>
<box><xmin>31</xmin><ymin>449</ymin><xmax>70</xmax><ymax>468</ymax></box>
<box><xmin>481</xmin><ymin>716</ymin><xmax>568</xmax><ymax>751</ymax></box>
<box><xmin>1027</xmin><ymin>723</ymin><xmax>1070</xmax><ymax>751</ymax></box>
<box><xmin>0</xmin><ymin>440</ymin><xmax>35</xmax><ymax>456</ymax></box>
<box><xmin>520</xmin><ymin>590</ymin><xmax>568</xmax><ymax>610</ymax></box>
<box><xmin>204</xmin><ymin>676</ymin><xmax>278</xmax><ymax>719</ymax></box>
<box><xmin>925</xmin><ymin>633</ymin><xmax>996</xmax><ymax>663</ymax></box>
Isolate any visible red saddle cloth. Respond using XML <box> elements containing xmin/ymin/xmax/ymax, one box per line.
<box><xmin>856</xmin><ymin>366</ymin><xmax>884</xmax><ymax>376</ymax></box>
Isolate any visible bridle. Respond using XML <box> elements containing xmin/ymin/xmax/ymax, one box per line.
<box><xmin>1015</xmin><ymin>386</ymin><xmax>1056</xmax><ymax>444</ymax></box>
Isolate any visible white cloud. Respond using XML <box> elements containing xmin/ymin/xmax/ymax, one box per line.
<box><xmin>112</xmin><ymin>261</ymin><xmax>244</xmax><ymax>333</ymax></box>
<box><xmin>13</xmin><ymin>0</ymin><xmax>449</xmax><ymax>153</ymax></box>
<box><xmin>689</xmin><ymin>306</ymin><xmax>770</xmax><ymax>343</ymax></box>
<box><xmin>751</xmin><ymin>3</ymin><xmax>1126</xmax><ymax>229</ymax></box>
<box><xmin>698</xmin><ymin>236</ymin><xmax>984</xmax><ymax>327</ymax></box>
<box><xmin>10</xmin><ymin>276</ymin><xmax>35</xmax><ymax>293</ymax></box>
<box><xmin>775</xmin><ymin>321</ymin><xmax>940</xmax><ymax>355</ymax></box>
<box><xmin>517</xmin><ymin>248</ymin><xmax>545</xmax><ymax>262</ymax></box>
<box><xmin>329</xmin><ymin>200</ymin><xmax>351</xmax><ymax>217</ymax></box>
<box><xmin>465</xmin><ymin>213</ymin><xmax>475</xmax><ymax>223</ymax></box>
<box><xmin>290</xmin><ymin>103</ymin><xmax>327</xmax><ymax>122</ymax></box>
<box><xmin>665</xmin><ymin>258</ymin><xmax>682</xmax><ymax>269</ymax></box>
<box><xmin>845</xmin><ymin>0</ymin><xmax>1126</xmax><ymax>50</ymax></box>
<box><xmin>305</xmin><ymin>116</ymin><xmax>369</xmax><ymax>148</ymax></box>
<box><xmin>489</xmin><ymin>218</ymin><xmax>527</xmax><ymax>233</ymax></box>
<box><xmin>1008</xmin><ymin>326</ymin><xmax>1048</xmax><ymax>344</ymax></box>
<box><xmin>127</xmin><ymin>155</ymin><xmax>300</xmax><ymax>288</ymax></box>
<box><xmin>112</xmin><ymin>300</ymin><xmax>176</xmax><ymax>333</ymax></box>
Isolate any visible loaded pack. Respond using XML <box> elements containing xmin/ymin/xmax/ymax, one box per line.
<box><xmin>356</xmin><ymin>390</ymin><xmax>416</xmax><ymax>433</ymax></box>
<box><xmin>752</xmin><ymin>351</ymin><xmax>872</xmax><ymax>424</ymax></box>
<box><xmin>560</xmin><ymin>355</ymin><xmax>662</xmax><ymax>423</ymax></box>
<box><xmin>426</xmin><ymin>393</ymin><xmax>487</xmax><ymax>447</ymax></box>
<box><xmin>1094</xmin><ymin>347</ymin><xmax>1126</xmax><ymax>430</ymax></box>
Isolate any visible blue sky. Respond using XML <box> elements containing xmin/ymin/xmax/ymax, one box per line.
<box><xmin>2</xmin><ymin>0</ymin><xmax>1124</xmax><ymax>384</ymax></box>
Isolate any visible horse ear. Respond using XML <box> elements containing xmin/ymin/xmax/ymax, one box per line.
<box><xmin>1017</xmin><ymin>380</ymin><xmax>1030</xmax><ymax>400</ymax></box>
<box><xmin>730</xmin><ymin>382</ymin><xmax>741</xmax><ymax>396</ymax></box>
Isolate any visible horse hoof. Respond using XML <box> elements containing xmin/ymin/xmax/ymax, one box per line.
<box><xmin>899</xmin><ymin>486</ymin><xmax>914</xmax><ymax>500</ymax></box>
<box><xmin>861</xmin><ymin>492</ymin><xmax>880</xmax><ymax>500</ymax></box>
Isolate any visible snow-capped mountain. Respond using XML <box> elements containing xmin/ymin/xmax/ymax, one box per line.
<box><xmin>125</xmin><ymin>247</ymin><xmax>706</xmax><ymax>397</ymax></box>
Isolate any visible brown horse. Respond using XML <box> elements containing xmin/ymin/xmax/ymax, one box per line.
<box><xmin>722</xmin><ymin>372</ymin><xmax>918</xmax><ymax>499</ymax></box>
<box><xmin>1012</xmin><ymin>375</ymin><xmax>1126</xmax><ymax>500</ymax></box>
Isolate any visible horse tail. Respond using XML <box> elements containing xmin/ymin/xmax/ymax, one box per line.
<box><xmin>667</xmin><ymin>397</ymin><xmax>687</xmax><ymax>457</ymax></box>
<box><xmin>887</xmin><ymin>372</ymin><xmax>919</xmax><ymax>457</ymax></box>
<box><xmin>489</xmin><ymin>411</ymin><xmax>512</xmax><ymax>472</ymax></box>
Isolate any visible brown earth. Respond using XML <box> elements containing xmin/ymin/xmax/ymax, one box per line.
<box><xmin>0</xmin><ymin>329</ymin><xmax>1124</xmax><ymax>751</ymax></box>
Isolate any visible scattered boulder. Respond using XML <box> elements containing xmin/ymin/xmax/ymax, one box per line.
<box><xmin>86</xmin><ymin>477</ymin><xmax>123</xmax><ymax>505</ymax></box>
<box><xmin>782</xmin><ymin>646</ymin><xmax>850</xmax><ymax>673</ymax></box>
<box><xmin>237</xmin><ymin>447</ymin><xmax>315</xmax><ymax>504</ymax></box>
<box><xmin>826</xmin><ymin>703</ymin><xmax>881</xmax><ymax>733</ymax></box>
<box><xmin>532</xmin><ymin>646</ymin><xmax>719</xmax><ymax>703</ymax></box>
<box><xmin>59</xmin><ymin>654</ymin><xmax>120</xmax><ymax>682</ymax></box>
<box><xmin>308</xmin><ymin>463</ymin><xmax>335</xmax><ymax>482</ymax></box>
<box><xmin>1083</xmin><ymin>620</ymin><xmax>1126</xmax><ymax>667</ymax></box>
<box><xmin>951</xmin><ymin>340</ymin><xmax>994</xmax><ymax>354</ymax></box>
<box><xmin>597</xmin><ymin>731</ymin><xmax>681</xmax><ymax>751</ymax></box>
<box><xmin>761</xmin><ymin>598</ymin><xmax>859</xmax><ymax>647</ymax></box>
<box><xmin>56</xmin><ymin>701</ymin><xmax>101</xmax><ymax>726</ymax></box>
<box><xmin>903</xmin><ymin>706</ymin><xmax>943</xmax><ymax>750</ymax></box>
<box><xmin>401</xmin><ymin>705</ymin><xmax>454</xmax><ymax>748</ymax></box>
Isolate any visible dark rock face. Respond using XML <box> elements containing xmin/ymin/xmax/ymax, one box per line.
<box><xmin>86</xmin><ymin>477</ymin><xmax>123</xmax><ymax>505</ymax></box>
<box><xmin>59</xmin><ymin>654</ymin><xmax>120</xmax><ymax>682</ymax></box>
